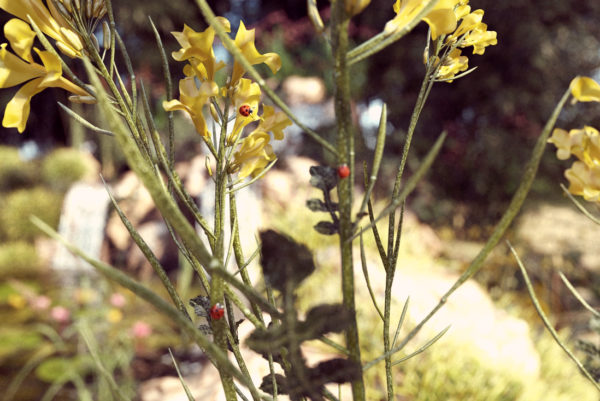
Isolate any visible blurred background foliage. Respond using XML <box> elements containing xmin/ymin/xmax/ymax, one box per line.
<box><xmin>1</xmin><ymin>0</ymin><xmax>599</xmax><ymax>226</ymax></box>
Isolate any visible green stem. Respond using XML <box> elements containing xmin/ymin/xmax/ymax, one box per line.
<box><xmin>331</xmin><ymin>1</ymin><xmax>365</xmax><ymax>400</ymax></box>
<box><xmin>370</xmin><ymin>87</ymin><xmax>572</xmax><ymax>369</ymax></box>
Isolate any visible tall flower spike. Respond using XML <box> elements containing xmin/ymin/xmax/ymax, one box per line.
<box><xmin>0</xmin><ymin>19</ymin><xmax>87</xmax><ymax>132</ymax></box>
<box><xmin>0</xmin><ymin>0</ymin><xmax>83</xmax><ymax>58</ymax></box>
<box><xmin>230</xmin><ymin>21</ymin><xmax>281</xmax><ymax>87</ymax></box>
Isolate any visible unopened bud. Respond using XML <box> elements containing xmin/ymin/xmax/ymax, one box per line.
<box><xmin>102</xmin><ymin>21</ymin><xmax>110</xmax><ymax>50</ymax></box>
<box><xmin>69</xmin><ymin>95</ymin><xmax>97</xmax><ymax>104</ymax></box>
<box><xmin>345</xmin><ymin>0</ymin><xmax>371</xmax><ymax>17</ymax></box>
<box><xmin>73</xmin><ymin>0</ymin><xmax>81</xmax><ymax>11</ymax></box>
<box><xmin>93</xmin><ymin>0</ymin><xmax>106</xmax><ymax>18</ymax></box>
<box><xmin>60</xmin><ymin>0</ymin><xmax>73</xmax><ymax>12</ymax></box>
<box><xmin>209</xmin><ymin>103</ymin><xmax>220</xmax><ymax>123</ymax></box>
<box><xmin>86</xmin><ymin>0</ymin><xmax>93</xmax><ymax>18</ymax></box>
<box><xmin>205</xmin><ymin>156</ymin><xmax>213</xmax><ymax>176</ymax></box>
<box><xmin>56</xmin><ymin>41</ymin><xmax>79</xmax><ymax>58</ymax></box>
<box><xmin>90</xmin><ymin>34</ymin><xmax>99</xmax><ymax>51</ymax></box>
<box><xmin>55</xmin><ymin>1</ymin><xmax>71</xmax><ymax>18</ymax></box>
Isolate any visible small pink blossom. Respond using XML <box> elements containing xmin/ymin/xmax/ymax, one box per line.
<box><xmin>30</xmin><ymin>295</ymin><xmax>51</xmax><ymax>311</ymax></box>
<box><xmin>50</xmin><ymin>306</ymin><xmax>70</xmax><ymax>323</ymax></box>
<box><xmin>131</xmin><ymin>321</ymin><xmax>152</xmax><ymax>339</ymax></box>
<box><xmin>109</xmin><ymin>293</ymin><xmax>127</xmax><ymax>308</ymax></box>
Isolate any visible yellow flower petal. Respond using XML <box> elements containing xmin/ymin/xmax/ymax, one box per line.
<box><xmin>231</xmin><ymin>21</ymin><xmax>281</xmax><ymax>87</ymax></box>
<box><xmin>164</xmin><ymin>77</ymin><xmax>218</xmax><ymax>138</ymax></box>
<box><xmin>461</xmin><ymin>23</ymin><xmax>497</xmax><ymax>55</ymax></box>
<box><xmin>0</xmin><ymin>0</ymin><xmax>82</xmax><ymax>58</ymax></box>
<box><xmin>4</xmin><ymin>18</ymin><xmax>36</xmax><ymax>62</ymax></box>
<box><xmin>172</xmin><ymin>20</ymin><xmax>230</xmax><ymax>82</ymax></box>
<box><xmin>233</xmin><ymin>131</ymin><xmax>275</xmax><ymax>178</ymax></box>
<box><xmin>570</xmin><ymin>76</ymin><xmax>600</xmax><ymax>103</ymax></box>
<box><xmin>435</xmin><ymin>48</ymin><xmax>468</xmax><ymax>82</ymax></box>
<box><xmin>2</xmin><ymin>77</ymin><xmax>45</xmax><ymax>133</ymax></box>
<box><xmin>548</xmin><ymin>128</ymin><xmax>573</xmax><ymax>160</ymax></box>
<box><xmin>257</xmin><ymin>105</ymin><xmax>291</xmax><ymax>140</ymax></box>
<box><xmin>0</xmin><ymin>43</ymin><xmax>44</xmax><ymax>88</ymax></box>
<box><xmin>385</xmin><ymin>0</ymin><xmax>461</xmax><ymax>39</ymax></box>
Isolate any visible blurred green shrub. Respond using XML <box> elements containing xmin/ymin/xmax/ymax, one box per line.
<box><xmin>396</xmin><ymin>333</ymin><xmax>596</xmax><ymax>401</ymax></box>
<box><xmin>41</xmin><ymin>148</ymin><xmax>93</xmax><ymax>191</ymax></box>
<box><xmin>0</xmin><ymin>146</ymin><xmax>37</xmax><ymax>192</ymax></box>
<box><xmin>0</xmin><ymin>188</ymin><xmax>62</xmax><ymax>242</ymax></box>
<box><xmin>0</xmin><ymin>242</ymin><xmax>41</xmax><ymax>279</ymax></box>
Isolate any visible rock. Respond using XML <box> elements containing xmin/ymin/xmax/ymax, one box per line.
<box><xmin>126</xmin><ymin>221</ymin><xmax>178</xmax><ymax>278</ymax></box>
<box><xmin>52</xmin><ymin>182</ymin><xmax>111</xmax><ymax>277</ymax></box>
<box><xmin>515</xmin><ymin>202</ymin><xmax>600</xmax><ymax>272</ymax></box>
<box><xmin>282</xmin><ymin>75</ymin><xmax>326</xmax><ymax>105</ymax></box>
<box><xmin>105</xmin><ymin>171</ymin><xmax>155</xmax><ymax>250</ymax></box>
<box><xmin>364</xmin><ymin>262</ymin><xmax>541</xmax><ymax>379</ymax></box>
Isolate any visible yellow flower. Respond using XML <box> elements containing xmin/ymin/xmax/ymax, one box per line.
<box><xmin>570</xmin><ymin>76</ymin><xmax>600</xmax><ymax>103</ymax></box>
<box><xmin>228</xmin><ymin>78</ymin><xmax>262</xmax><ymax>144</ymax></box>
<box><xmin>385</xmin><ymin>0</ymin><xmax>462</xmax><ymax>40</ymax></box>
<box><xmin>171</xmin><ymin>19</ymin><xmax>231</xmax><ymax>83</ymax></box>
<box><xmin>447</xmin><ymin>9</ymin><xmax>497</xmax><ymax>55</ymax></box>
<box><xmin>259</xmin><ymin>105</ymin><xmax>292</xmax><ymax>141</ymax></box>
<box><xmin>0</xmin><ymin>0</ymin><xmax>83</xmax><ymax>58</ymax></box>
<box><xmin>460</xmin><ymin>22</ymin><xmax>497</xmax><ymax>55</ymax></box>
<box><xmin>232</xmin><ymin>131</ymin><xmax>276</xmax><ymax>179</ymax></box>
<box><xmin>107</xmin><ymin>308</ymin><xmax>123</xmax><ymax>323</ymax></box>
<box><xmin>230</xmin><ymin>105</ymin><xmax>289</xmax><ymax>179</ymax></box>
<box><xmin>0</xmin><ymin>19</ymin><xmax>87</xmax><ymax>133</ymax></box>
<box><xmin>548</xmin><ymin>128</ymin><xmax>584</xmax><ymax>160</ymax></box>
<box><xmin>230</xmin><ymin>21</ymin><xmax>281</xmax><ymax>87</ymax></box>
<box><xmin>7</xmin><ymin>293</ymin><xmax>26</xmax><ymax>309</ymax></box>
<box><xmin>435</xmin><ymin>48</ymin><xmax>468</xmax><ymax>81</ymax></box>
<box><xmin>565</xmin><ymin>161</ymin><xmax>600</xmax><ymax>202</ymax></box>
<box><xmin>163</xmin><ymin>77</ymin><xmax>219</xmax><ymax>138</ymax></box>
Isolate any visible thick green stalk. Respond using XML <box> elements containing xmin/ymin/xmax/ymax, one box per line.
<box><xmin>210</xmin><ymin>101</ymin><xmax>237</xmax><ymax>400</ymax></box>
<box><xmin>331</xmin><ymin>2</ymin><xmax>365</xmax><ymax>400</ymax></box>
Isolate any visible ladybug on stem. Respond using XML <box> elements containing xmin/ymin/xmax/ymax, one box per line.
<box><xmin>239</xmin><ymin>104</ymin><xmax>253</xmax><ymax>117</ymax></box>
<box><xmin>209</xmin><ymin>303</ymin><xmax>225</xmax><ymax>320</ymax></box>
<box><xmin>337</xmin><ymin>164</ymin><xmax>350</xmax><ymax>178</ymax></box>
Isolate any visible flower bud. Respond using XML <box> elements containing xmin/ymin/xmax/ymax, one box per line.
<box><xmin>209</xmin><ymin>103</ymin><xmax>220</xmax><ymax>122</ymax></box>
<box><xmin>69</xmin><ymin>95</ymin><xmax>97</xmax><ymax>104</ymax></box>
<box><xmin>205</xmin><ymin>156</ymin><xmax>213</xmax><ymax>176</ymax></box>
<box><xmin>102</xmin><ymin>21</ymin><xmax>111</xmax><ymax>50</ymax></box>
<box><xmin>345</xmin><ymin>0</ymin><xmax>371</xmax><ymax>17</ymax></box>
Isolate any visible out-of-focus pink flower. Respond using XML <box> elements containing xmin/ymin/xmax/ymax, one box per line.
<box><xmin>109</xmin><ymin>293</ymin><xmax>126</xmax><ymax>308</ymax></box>
<box><xmin>30</xmin><ymin>295</ymin><xmax>51</xmax><ymax>311</ymax></box>
<box><xmin>131</xmin><ymin>321</ymin><xmax>152</xmax><ymax>339</ymax></box>
<box><xmin>50</xmin><ymin>306</ymin><xmax>70</xmax><ymax>323</ymax></box>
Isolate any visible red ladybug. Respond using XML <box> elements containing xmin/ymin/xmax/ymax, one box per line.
<box><xmin>239</xmin><ymin>104</ymin><xmax>252</xmax><ymax>117</ymax></box>
<box><xmin>209</xmin><ymin>303</ymin><xmax>225</xmax><ymax>320</ymax></box>
<box><xmin>337</xmin><ymin>164</ymin><xmax>350</xmax><ymax>178</ymax></box>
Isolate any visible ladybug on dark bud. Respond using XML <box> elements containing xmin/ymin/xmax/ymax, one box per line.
<box><xmin>239</xmin><ymin>104</ymin><xmax>252</xmax><ymax>117</ymax></box>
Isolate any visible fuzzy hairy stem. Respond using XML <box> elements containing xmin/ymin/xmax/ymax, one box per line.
<box><xmin>331</xmin><ymin>1</ymin><xmax>365</xmax><ymax>400</ymax></box>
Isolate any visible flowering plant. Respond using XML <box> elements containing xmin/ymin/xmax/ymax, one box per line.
<box><xmin>3</xmin><ymin>0</ymin><xmax>599</xmax><ymax>399</ymax></box>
